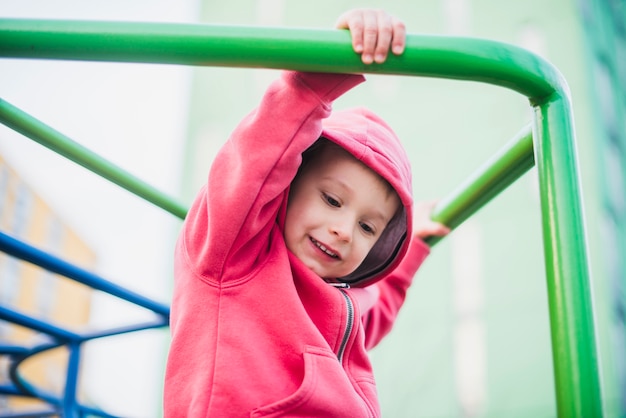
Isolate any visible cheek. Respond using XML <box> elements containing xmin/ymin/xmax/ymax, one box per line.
<box><xmin>284</xmin><ymin>198</ymin><xmax>311</xmax><ymax>245</ymax></box>
<box><xmin>352</xmin><ymin>237</ymin><xmax>377</xmax><ymax>264</ymax></box>
<box><xmin>283</xmin><ymin>209</ymin><xmax>298</xmax><ymax>246</ymax></box>
<box><xmin>288</xmin><ymin>193</ymin><xmax>324</xmax><ymax>225</ymax></box>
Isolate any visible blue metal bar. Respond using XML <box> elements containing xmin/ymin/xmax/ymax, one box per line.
<box><xmin>62</xmin><ymin>342</ymin><xmax>81</xmax><ymax>417</ymax></box>
<box><xmin>0</xmin><ymin>230</ymin><xmax>170</xmax><ymax>415</ymax></box>
<box><xmin>80</xmin><ymin>319</ymin><xmax>169</xmax><ymax>341</ymax></box>
<box><xmin>0</xmin><ymin>409</ymin><xmax>59</xmax><ymax>418</ymax></box>
<box><xmin>0</xmin><ymin>345</ymin><xmax>32</xmax><ymax>356</ymax></box>
<box><xmin>0</xmin><ymin>231</ymin><xmax>170</xmax><ymax>318</ymax></box>
<box><xmin>0</xmin><ymin>384</ymin><xmax>25</xmax><ymax>396</ymax></box>
<box><xmin>8</xmin><ymin>355</ymin><xmax>60</xmax><ymax>406</ymax></box>
<box><xmin>0</xmin><ymin>305</ymin><xmax>78</xmax><ymax>342</ymax></box>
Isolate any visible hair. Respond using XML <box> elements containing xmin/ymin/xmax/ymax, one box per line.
<box><xmin>298</xmin><ymin>137</ymin><xmax>333</xmax><ymax>173</ymax></box>
<box><xmin>297</xmin><ymin>137</ymin><xmax>397</xmax><ymax>198</ymax></box>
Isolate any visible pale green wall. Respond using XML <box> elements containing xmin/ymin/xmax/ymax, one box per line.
<box><xmin>182</xmin><ymin>1</ymin><xmax>621</xmax><ymax>416</ymax></box>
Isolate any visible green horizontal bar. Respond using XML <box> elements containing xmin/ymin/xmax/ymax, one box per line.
<box><xmin>0</xmin><ymin>19</ymin><xmax>562</xmax><ymax>103</ymax></box>
<box><xmin>0</xmin><ymin>98</ymin><xmax>187</xmax><ymax>220</ymax></box>
<box><xmin>424</xmin><ymin>126</ymin><xmax>534</xmax><ymax>247</ymax></box>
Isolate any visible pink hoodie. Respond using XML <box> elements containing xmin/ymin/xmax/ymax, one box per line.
<box><xmin>164</xmin><ymin>71</ymin><xmax>430</xmax><ymax>417</ymax></box>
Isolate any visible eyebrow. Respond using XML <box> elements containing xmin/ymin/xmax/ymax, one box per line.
<box><xmin>369</xmin><ymin>207</ymin><xmax>394</xmax><ymax>226</ymax></box>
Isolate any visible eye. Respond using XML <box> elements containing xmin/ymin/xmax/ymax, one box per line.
<box><xmin>323</xmin><ymin>193</ymin><xmax>341</xmax><ymax>208</ymax></box>
<box><xmin>359</xmin><ymin>221</ymin><xmax>376</xmax><ymax>235</ymax></box>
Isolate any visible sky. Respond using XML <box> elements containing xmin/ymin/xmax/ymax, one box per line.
<box><xmin>1</xmin><ymin>1</ymin><xmax>200</xmax><ymax>416</ymax></box>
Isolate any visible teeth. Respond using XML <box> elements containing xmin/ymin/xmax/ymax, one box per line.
<box><xmin>311</xmin><ymin>238</ymin><xmax>338</xmax><ymax>258</ymax></box>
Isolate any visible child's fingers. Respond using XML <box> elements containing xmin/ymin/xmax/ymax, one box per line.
<box><xmin>372</xmin><ymin>11</ymin><xmax>393</xmax><ymax>64</ymax></box>
<box><xmin>360</xmin><ymin>10</ymin><xmax>379</xmax><ymax>64</ymax></box>
<box><xmin>335</xmin><ymin>9</ymin><xmax>406</xmax><ymax>65</ymax></box>
<box><xmin>368</xmin><ymin>10</ymin><xmax>406</xmax><ymax>63</ymax></box>
<box><xmin>414</xmin><ymin>221</ymin><xmax>451</xmax><ymax>240</ymax></box>
<box><xmin>390</xmin><ymin>16</ymin><xmax>406</xmax><ymax>56</ymax></box>
<box><xmin>335</xmin><ymin>9</ymin><xmax>375</xmax><ymax>64</ymax></box>
<box><xmin>430</xmin><ymin>222</ymin><xmax>451</xmax><ymax>236</ymax></box>
<box><xmin>413</xmin><ymin>200</ymin><xmax>450</xmax><ymax>239</ymax></box>
<box><xmin>335</xmin><ymin>10</ymin><xmax>362</xmax><ymax>52</ymax></box>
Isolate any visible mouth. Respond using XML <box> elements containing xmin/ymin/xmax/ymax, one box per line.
<box><xmin>310</xmin><ymin>237</ymin><xmax>340</xmax><ymax>259</ymax></box>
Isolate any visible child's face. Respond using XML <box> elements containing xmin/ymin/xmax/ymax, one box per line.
<box><xmin>284</xmin><ymin>147</ymin><xmax>400</xmax><ymax>280</ymax></box>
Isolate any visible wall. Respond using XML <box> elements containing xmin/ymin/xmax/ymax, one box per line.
<box><xmin>183</xmin><ymin>0</ymin><xmax>621</xmax><ymax>417</ymax></box>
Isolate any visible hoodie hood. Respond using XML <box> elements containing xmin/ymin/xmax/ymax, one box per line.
<box><xmin>320</xmin><ymin>107</ymin><xmax>413</xmax><ymax>288</ymax></box>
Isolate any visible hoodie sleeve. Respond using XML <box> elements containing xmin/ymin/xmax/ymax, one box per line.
<box><xmin>181</xmin><ymin>71</ymin><xmax>365</xmax><ymax>282</ymax></box>
<box><xmin>358</xmin><ymin>237</ymin><xmax>431</xmax><ymax>350</ymax></box>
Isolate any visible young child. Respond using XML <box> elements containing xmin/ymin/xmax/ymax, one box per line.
<box><xmin>164</xmin><ymin>9</ymin><xmax>449</xmax><ymax>417</ymax></box>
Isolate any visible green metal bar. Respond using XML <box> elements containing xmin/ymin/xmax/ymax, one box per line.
<box><xmin>0</xmin><ymin>19</ymin><xmax>560</xmax><ymax>100</ymax></box>
<box><xmin>0</xmin><ymin>98</ymin><xmax>187</xmax><ymax>220</ymax></box>
<box><xmin>424</xmin><ymin>125</ymin><xmax>534</xmax><ymax>247</ymax></box>
<box><xmin>0</xmin><ymin>19</ymin><xmax>602</xmax><ymax>417</ymax></box>
<box><xmin>533</xmin><ymin>93</ymin><xmax>603</xmax><ymax>416</ymax></box>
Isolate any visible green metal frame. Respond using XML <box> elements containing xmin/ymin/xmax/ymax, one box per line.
<box><xmin>0</xmin><ymin>19</ymin><xmax>602</xmax><ymax>417</ymax></box>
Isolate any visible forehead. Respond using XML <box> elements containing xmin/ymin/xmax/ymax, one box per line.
<box><xmin>310</xmin><ymin>145</ymin><xmax>384</xmax><ymax>184</ymax></box>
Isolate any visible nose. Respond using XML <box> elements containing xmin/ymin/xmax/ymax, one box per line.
<box><xmin>330</xmin><ymin>217</ymin><xmax>353</xmax><ymax>243</ymax></box>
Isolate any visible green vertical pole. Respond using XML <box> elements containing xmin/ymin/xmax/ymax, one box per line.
<box><xmin>533</xmin><ymin>91</ymin><xmax>603</xmax><ymax>417</ymax></box>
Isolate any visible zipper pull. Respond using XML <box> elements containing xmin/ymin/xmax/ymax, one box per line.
<box><xmin>328</xmin><ymin>282</ymin><xmax>351</xmax><ymax>289</ymax></box>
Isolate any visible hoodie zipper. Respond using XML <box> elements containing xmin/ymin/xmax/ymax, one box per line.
<box><xmin>337</xmin><ymin>289</ymin><xmax>354</xmax><ymax>363</ymax></box>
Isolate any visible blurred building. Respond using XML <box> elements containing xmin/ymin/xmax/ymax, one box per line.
<box><xmin>579</xmin><ymin>2</ymin><xmax>626</xmax><ymax>416</ymax></box>
<box><xmin>0</xmin><ymin>155</ymin><xmax>95</xmax><ymax>413</ymax></box>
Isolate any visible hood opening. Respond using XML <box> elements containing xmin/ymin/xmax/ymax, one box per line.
<box><xmin>337</xmin><ymin>207</ymin><xmax>407</xmax><ymax>287</ymax></box>
<box><xmin>285</xmin><ymin>107</ymin><xmax>413</xmax><ymax>287</ymax></box>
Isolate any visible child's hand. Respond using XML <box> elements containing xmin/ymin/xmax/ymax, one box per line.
<box><xmin>413</xmin><ymin>200</ymin><xmax>450</xmax><ymax>240</ymax></box>
<box><xmin>335</xmin><ymin>9</ymin><xmax>406</xmax><ymax>65</ymax></box>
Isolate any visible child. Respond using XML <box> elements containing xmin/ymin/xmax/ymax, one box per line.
<box><xmin>164</xmin><ymin>9</ymin><xmax>449</xmax><ymax>417</ymax></box>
